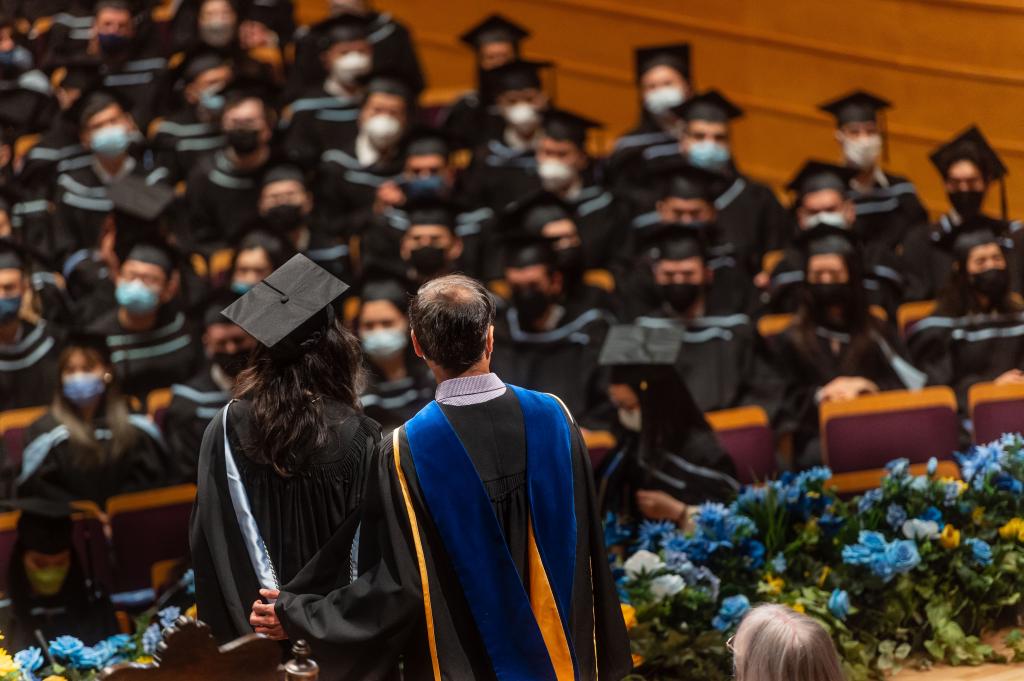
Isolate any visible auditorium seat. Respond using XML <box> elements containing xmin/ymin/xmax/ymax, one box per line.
<box><xmin>756</xmin><ymin>313</ymin><xmax>794</xmax><ymax>341</ymax></box>
<box><xmin>106</xmin><ymin>484</ymin><xmax>197</xmax><ymax>609</ymax></box>
<box><xmin>0</xmin><ymin>405</ymin><xmax>48</xmax><ymax>474</ymax></box>
<box><xmin>582</xmin><ymin>269</ymin><xmax>616</xmax><ymax>293</ymax></box>
<box><xmin>968</xmin><ymin>381</ymin><xmax>1024</xmax><ymax>445</ymax></box>
<box><xmin>826</xmin><ymin>460</ymin><xmax>960</xmax><ymax>496</ymax></box>
<box><xmin>820</xmin><ymin>387</ymin><xmax>959</xmax><ymax>474</ymax></box>
<box><xmin>897</xmin><ymin>300</ymin><xmax>937</xmax><ymax>339</ymax></box>
<box><xmin>705</xmin><ymin>406</ymin><xmax>776</xmax><ymax>484</ymax></box>
<box><xmin>146</xmin><ymin>388</ymin><xmax>174</xmax><ymax>430</ymax></box>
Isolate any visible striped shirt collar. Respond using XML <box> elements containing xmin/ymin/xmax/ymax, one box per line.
<box><xmin>435</xmin><ymin>372</ymin><xmax>506</xmax><ymax>406</ymax></box>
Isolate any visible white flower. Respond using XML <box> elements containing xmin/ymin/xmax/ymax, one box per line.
<box><xmin>649</xmin><ymin>574</ymin><xmax>686</xmax><ymax>602</ymax></box>
<box><xmin>902</xmin><ymin>519</ymin><xmax>940</xmax><ymax>540</ymax></box>
<box><xmin>624</xmin><ymin>550</ymin><xmax>666</xmax><ymax>578</ymax></box>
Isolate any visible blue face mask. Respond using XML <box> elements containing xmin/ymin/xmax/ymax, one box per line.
<box><xmin>116</xmin><ymin>280</ymin><xmax>160</xmax><ymax>314</ymax></box>
<box><xmin>230</xmin><ymin>280</ymin><xmax>254</xmax><ymax>295</ymax></box>
<box><xmin>402</xmin><ymin>175</ymin><xmax>447</xmax><ymax>202</ymax></box>
<box><xmin>63</xmin><ymin>372</ymin><xmax>106</xmax><ymax>406</ymax></box>
<box><xmin>362</xmin><ymin>328</ymin><xmax>408</xmax><ymax>359</ymax></box>
<box><xmin>688</xmin><ymin>140</ymin><xmax>731</xmax><ymax>171</ymax></box>
<box><xmin>0</xmin><ymin>294</ymin><xmax>21</xmax><ymax>323</ymax></box>
<box><xmin>199</xmin><ymin>88</ymin><xmax>225</xmax><ymax>113</ymax></box>
<box><xmin>91</xmin><ymin>125</ymin><xmax>131</xmax><ymax>158</ymax></box>
<box><xmin>97</xmin><ymin>32</ymin><xmax>131</xmax><ymax>55</ymax></box>
<box><xmin>0</xmin><ymin>46</ymin><xmax>31</xmax><ymax>70</ymax></box>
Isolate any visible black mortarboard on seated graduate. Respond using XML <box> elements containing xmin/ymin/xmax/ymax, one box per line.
<box><xmin>785</xmin><ymin>160</ymin><xmax>858</xmax><ymax>203</ymax></box>
<box><xmin>0</xmin><ymin>238</ymin><xmax>27</xmax><ymax>272</ymax></box>
<box><xmin>933</xmin><ymin>217</ymin><xmax>1011</xmax><ymax>263</ymax></box>
<box><xmin>0</xmin><ymin>70</ymin><xmax>54</xmax><ymax>132</ymax></box>
<box><xmin>599</xmin><ymin>323</ymin><xmax>686</xmax><ymax>385</ymax></box>
<box><xmin>222</xmin><ymin>253</ymin><xmax>350</xmax><ymax>360</ymax></box>
<box><xmin>50</xmin><ymin>56</ymin><xmax>104</xmax><ymax>93</ymax></box>
<box><xmin>649</xmin><ymin>153</ymin><xmax>727</xmax><ymax>202</ymax></box>
<box><xmin>363</xmin><ymin>70</ymin><xmax>415</xmax><ymax>107</ymax></box>
<box><xmin>173</xmin><ymin>48</ymin><xmax>232</xmax><ymax>88</ymax></box>
<box><xmin>818</xmin><ymin>90</ymin><xmax>891</xmax><ymax>127</ymax></box>
<box><xmin>541</xmin><ymin>108</ymin><xmax>602</xmax><ymax>150</ymax></box>
<box><xmin>640</xmin><ymin>223</ymin><xmax>708</xmax><ymax>263</ymax></box>
<box><xmin>115</xmin><ymin>234</ymin><xmax>179</xmax><ymax>277</ymax></box>
<box><xmin>109</xmin><ymin>175</ymin><xmax>176</xmax><ymax>227</ymax></box>
<box><xmin>65</xmin><ymin>330</ymin><xmax>113</xmax><ymax>363</ymax></box>
<box><xmin>634</xmin><ymin>43</ymin><xmax>691</xmax><ymax>84</ymax></box>
<box><xmin>500</xmin><ymin>230</ymin><xmax>559</xmax><ymax>270</ymax></box>
<box><xmin>482</xmin><ymin>59</ymin><xmax>552</xmax><ymax>98</ymax></box>
<box><xmin>5</xmin><ymin>498</ymin><xmax>74</xmax><ymax>554</ymax></box>
<box><xmin>70</xmin><ymin>85</ymin><xmax>133</xmax><ymax>130</ymax></box>
<box><xmin>405</xmin><ymin>125</ymin><xmax>454</xmax><ymax>158</ymax></box>
<box><xmin>930</xmin><ymin>125</ymin><xmax>1009</xmax><ymax>219</ymax></box>
<box><xmin>360</xmin><ymin>278</ymin><xmax>410</xmax><ymax>313</ymax></box>
<box><xmin>261</xmin><ymin>164</ymin><xmax>306</xmax><ymax>188</ymax></box>
<box><xmin>460</xmin><ymin>14</ymin><xmax>530</xmax><ymax>50</ymax></box>
<box><xmin>797</xmin><ymin>224</ymin><xmax>858</xmax><ymax>259</ymax></box>
<box><xmin>672</xmin><ymin>89</ymin><xmax>742</xmax><ymax>123</ymax></box>
<box><xmin>502</xmin><ymin>191</ymin><xmax>573</xmax><ymax>236</ymax></box>
<box><xmin>406</xmin><ymin>198</ymin><xmax>457</xmax><ymax>231</ymax></box>
<box><xmin>313</xmin><ymin>13</ymin><xmax>370</xmax><ymax>51</ymax></box>
<box><xmin>220</xmin><ymin>75</ymin><xmax>279</xmax><ymax>110</ymax></box>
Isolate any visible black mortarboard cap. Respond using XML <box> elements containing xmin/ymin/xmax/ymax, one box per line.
<box><xmin>174</xmin><ymin>48</ymin><xmax>232</xmax><ymax>86</ymax></box>
<box><xmin>71</xmin><ymin>85</ymin><xmax>133</xmax><ymax>129</ymax></box>
<box><xmin>116</xmin><ymin>235</ymin><xmax>178</xmax><ymax>276</ymax></box>
<box><xmin>51</xmin><ymin>56</ymin><xmax>104</xmax><ymax>92</ymax></box>
<box><xmin>0</xmin><ymin>71</ymin><xmax>54</xmax><ymax>130</ymax></box>
<box><xmin>109</xmin><ymin>175</ymin><xmax>176</xmax><ymax>225</ymax></box>
<box><xmin>500</xmin><ymin>230</ymin><xmax>558</xmax><ymax>269</ymax></box>
<box><xmin>929</xmin><ymin>125</ymin><xmax>1007</xmax><ymax>182</ymax></box>
<box><xmin>313</xmin><ymin>13</ymin><xmax>370</xmax><ymax>50</ymax></box>
<box><xmin>261</xmin><ymin>164</ymin><xmax>306</xmax><ymax>187</ymax></box>
<box><xmin>0</xmin><ymin>238</ymin><xmax>27</xmax><ymax>271</ymax></box>
<box><xmin>634</xmin><ymin>43</ymin><xmax>691</xmax><ymax>83</ymax></box>
<box><xmin>541</xmin><ymin>108</ymin><xmax>602</xmax><ymax>149</ymax></box>
<box><xmin>599</xmin><ymin>323</ymin><xmax>687</xmax><ymax>385</ymax></box>
<box><xmin>818</xmin><ymin>90</ymin><xmax>891</xmax><ymax>126</ymax></box>
<box><xmin>786</xmin><ymin>160</ymin><xmax>857</xmax><ymax>200</ymax></box>
<box><xmin>460</xmin><ymin>14</ymin><xmax>530</xmax><ymax>49</ymax></box>
<box><xmin>221</xmin><ymin>75</ymin><xmax>278</xmax><ymax>108</ymax></box>
<box><xmin>642</xmin><ymin>224</ymin><xmax>707</xmax><ymax>262</ymax></box>
<box><xmin>221</xmin><ymin>253</ymin><xmax>350</xmax><ymax>356</ymax></box>
<box><xmin>364</xmin><ymin>71</ymin><xmax>415</xmax><ymax>105</ymax></box>
<box><xmin>503</xmin><ymin>192</ymin><xmax>573</xmax><ymax>235</ymax></box>
<box><xmin>405</xmin><ymin>126</ymin><xmax>453</xmax><ymax>157</ymax></box>
<box><xmin>672</xmin><ymin>89</ymin><xmax>743</xmax><ymax>123</ymax></box>
<box><xmin>649</xmin><ymin>154</ymin><xmax>726</xmax><ymax>201</ymax></box>
<box><xmin>406</xmin><ymin>199</ymin><xmax>457</xmax><ymax>230</ymax></box>
<box><xmin>65</xmin><ymin>330</ymin><xmax>112</xmax><ymax>363</ymax></box>
<box><xmin>6</xmin><ymin>498</ymin><xmax>74</xmax><ymax>554</ymax></box>
<box><xmin>797</xmin><ymin>224</ymin><xmax>858</xmax><ymax>258</ymax></box>
<box><xmin>360</xmin><ymin>278</ymin><xmax>410</xmax><ymax>313</ymax></box>
<box><xmin>934</xmin><ymin>218</ymin><xmax>1008</xmax><ymax>262</ymax></box>
<box><xmin>482</xmin><ymin>59</ymin><xmax>551</xmax><ymax>96</ymax></box>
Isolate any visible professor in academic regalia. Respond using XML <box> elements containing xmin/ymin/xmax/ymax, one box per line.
<box><xmin>250</xmin><ymin>274</ymin><xmax>632</xmax><ymax>681</ymax></box>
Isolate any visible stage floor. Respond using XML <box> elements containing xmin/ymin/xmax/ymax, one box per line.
<box><xmin>895</xmin><ymin>665</ymin><xmax>1024</xmax><ymax>680</ymax></box>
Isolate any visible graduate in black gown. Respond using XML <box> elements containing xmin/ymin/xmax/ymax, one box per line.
<box><xmin>902</xmin><ymin>125</ymin><xmax>1023</xmax><ymax>301</ymax></box>
<box><xmin>250</xmin><ymin>273</ymin><xmax>631</xmax><ymax>681</ymax></box>
<box><xmin>596</xmin><ymin>324</ymin><xmax>738</xmax><ymax>522</ymax></box>
<box><xmin>191</xmin><ymin>254</ymin><xmax>381</xmax><ymax>646</ymax></box>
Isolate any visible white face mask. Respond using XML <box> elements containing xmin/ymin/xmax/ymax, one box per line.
<box><xmin>331</xmin><ymin>51</ymin><xmax>372</xmax><ymax>84</ymax></box>
<box><xmin>804</xmin><ymin>211</ymin><xmax>849</xmax><ymax>230</ymax></box>
<box><xmin>503</xmin><ymin>102</ymin><xmax>540</xmax><ymax>130</ymax></box>
<box><xmin>841</xmin><ymin>134</ymin><xmax>882</xmax><ymax>170</ymax></box>
<box><xmin>199</xmin><ymin>20</ymin><xmax>235</xmax><ymax>48</ymax></box>
<box><xmin>362</xmin><ymin>328</ymin><xmax>408</xmax><ymax>359</ymax></box>
<box><xmin>537</xmin><ymin>159</ymin><xmax>576</xmax><ymax>192</ymax></box>
<box><xmin>363</xmin><ymin>113</ymin><xmax>402</xmax><ymax>149</ymax></box>
<box><xmin>618</xmin><ymin>407</ymin><xmax>642</xmax><ymax>433</ymax></box>
<box><xmin>644</xmin><ymin>86</ymin><xmax>686</xmax><ymax>116</ymax></box>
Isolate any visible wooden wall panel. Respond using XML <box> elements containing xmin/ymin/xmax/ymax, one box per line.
<box><xmin>309</xmin><ymin>0</ymin><xmax>1024</xmax><ymax>213</ymax></box>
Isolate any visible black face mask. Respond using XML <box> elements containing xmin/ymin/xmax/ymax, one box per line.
<box><xmin>226</xmin><ymin>128</ymin><xmax>261</xmax><ymax>155</ymax></box>
<box><xmin>212</xmin><ymin>351</ymin><xmax>248</xmax><ymax>378</ymax></box>
<box><xmin>660</xmin><ymin>283</ymin><xmax>702</xmax><ymax>313</ymax></box>
<box><xmin>970</xmin><ymin>268</ymin><xmax>1009</xmax><ymax>301</ymax></box>
<box><xmin>949</xmin><ymin>190</ymin><xmax>985</xmax><ymax>220</ymax></box>
<box><xmin>264</xmin><ymin>203</ymin><xmax>305</xmax><ymax>233</ymax></box>
<box><xmin>512</xmin><ymin>287</ymin><xmax>551</xmax><ymax>326</ymax></box>
<box><xmin>809</xmin><ymin>282</ymin><xmax>852</xmax><ymax>309</ymax></box>
<box><xmin>408</xmin><ymin>245</ymin><xmax>447</xmax><ymax>277</ymax></box>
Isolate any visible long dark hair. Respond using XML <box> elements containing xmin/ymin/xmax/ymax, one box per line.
<box><xmin>232</xmin><ymin>320</ymin><xmax>365</xmax><ymax>477</ymax></box>
<box><xmin>936</xmin><ymin>265</ymin><xmax>1024</xmax><ymax>317</ymax></box>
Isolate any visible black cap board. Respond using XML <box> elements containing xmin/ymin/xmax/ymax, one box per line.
<box><xmin>72</xmin><ymin>86</ymin><xmax>133</xmax><ymax>129</ymax></box>
<box><xmin>405</xmin><ymin>126</ymin><xmax>452</xmax><ymax>157</ymax></box>
<box><xmin>503</xmin><ymin>192</ymin><xmax>573</xmax><ymax>235</ymax></box>
<box><xmin>222</xmin><ymin>253</ymin><xmax>350</xmax><ymax>357</ymax></box>
<box><xmin>598</xmin><ymin>323</ymin><xmax>689</xmax><ymax>387</ymax></box>
<box><xmin>175</xmin><ymin>49</ymin><xmax>232</xmax><ymax>86</ymax></box>
<box><xmin>500</xmin><ymin>230</ymin><xmax>558</xmax><ymax>270</ymax></box>
<box><xmin>541</xmin><ymin>108</ymin><xmax>602</xmax><ymax>149</ymax></box>
<box><xmin>364</xmin><ymin>71</ymin><xmax>414</xmax><ymax>105</ymax></box>
<box><xmin>933</xmin><ymin>219</ymin><xmax>1009</xmax><ymax>262</ymax></box>
<box><xmin>406</xmin><ymin>199</ymin><xmax>457</xmax><ymax>230</ymax></box>
<box><xmin>117</xmin><ymin>235</ymin><xmax>178</xmax><ymax>276</ymax></box>
<box><xmin>460</xmin><ymin>14</ymin><xmax>530</xmax><ymax>49</ymax></box>
<box><xmin>818</xmin><ymin>90</ymin><xmax>891</xmax><ymax>126</ymax></box>
<box><xmin>643</xmin><ymin>225</ymin><xmax>707</xmax><ymax>262</ymax></box>
<box><xmin>360</xmin><ymin>278</ymin><xmax>410</xmax><ymax>313</ymax></box>
<box><xmin>786</xmin><ymin>160</ymin><xmax>858</xmax><ymax>200</ymax></box>
<box><xmin>261</xmin><ymin>164</ymin><xmax>306</xmax><ymax>188</ymax></box>
<box><xmin>0</xmin><ymin>238</ymin><xmax>27</xmax><ymax>271</ymax></box>
<box><xmin>5</xmin><ymin>498</ymin><xmax>74</xmax><ymax>554</ymax></box>
<box><xmin>798</xmin><ymin>224</ymin><xmax>857</xmax><ymax>258</ymax></box>
<box><xmin>634</xmin><ymin>43</ymin><xmax>691</xmax><ymax>83</ymax></box>
<box><xmin>482</xmin><ymin>59</ymin><xmax>551</xmax><ymax>96</ymax></box>
<box><xmin>109</xmin><ymin>176</ymin><xmax>176</xmax><ymax>224</ymax></box>
<box><xmin>672</xmin><ymin>89</ymin><xmax>742</xmax><ymax>123</ymax></box>
<box><xmin>313</xmin><ymin>13</ymin><xmax>370</xmax><ymax>50</ymax></box>
<box><xmin>51</xmin><ymin>56</ymin><xmax>104</xmax><ymax>92</ymax></box>
<box><xmin>649</xmin><ymin>154</ymin><xmax>726</xmax><ymax>201</ymax></box>
<box><xmin>930</xmin><ymin>125</ymin><xmax>1007</xmax><ymax>182</ymax></box>
<box><xmin>65</xmin><ymin>330</ymin><xmax>112</xmax><ymax>363</ymax></box>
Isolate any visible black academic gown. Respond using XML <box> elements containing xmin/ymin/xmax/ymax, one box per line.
<box><xmin>190</xmin><ymin>399</ymin><xmax>381</xmax><ymax>644</ymax></box>
<box><xmin>164</xmin><ymin>368</ymin><xmax>231</xmax><ymax>484</ymax></box>
<box><xmin>282</xmin><ymin>86</ymin><xmax>361</xmax><ymax>170</ymax></box>
<box><xmin>274</xmin><ymin>388</ymin><xmax>632</xmax><ymax>681</ymax></box>
<box><xmin>314</xmin><ymin>139</ymin><xmax>405</xmax><ymax>238</ymax></box>
<box><xmin>461</xmin><ymin>136</ymin><xmax>538</xmax><ymax>212</ymax></box>
<box><xmin>606</xmin><ymin>120</ymin><xmax>677</xmax><ymax>215</ymax></box>
<box><xmin>851</xmin><ymin>171</ymin><xmax>928</xmax><ymax>255</ymax></box>
<box><xmin>0</xmin><ymin>319</ymin><xmax>62</xmax><ymax>412</ymax></box>
<box><xmin>440</xmin><ymin>89</ymin><xmax>504</xmax><ymax>151</ymax></box>
<box><xmin>185</xmin><ymin>150</ymin><xmax>272</xmax><ymax>250</ymax></box>
<box><xmin>359</xmin><ymin>357</ymin><xmax>434</xmax><ymax>435</ymax></box>
<box><xmin>151</xmin><ymin>108</ymin><xmax>226</xmax><ymax>187</ymax></box>
<box><xmin>16</xmin><ymin>410</ymin><xmax>170</xmax><ymax>505</ymax></box>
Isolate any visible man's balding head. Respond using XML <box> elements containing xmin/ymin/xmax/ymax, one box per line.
<box><xmin>409</xmin><ymin>274</ymin><xmax>495</xmax><ymax>375</ymax></box>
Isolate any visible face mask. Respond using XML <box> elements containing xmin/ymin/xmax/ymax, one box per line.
<box><xmin>503</xmin><ymin>102</ymin><xmax>540</xmax><ymax>130</ymax></box>
<box><xmin>91</xmin><ymin>125</ymin><xmax>130</xmax><ymax>158</ymax></box>
<box><xmin>331</xmin><ymin>51</ymin><xmax>372</xmax><ymax>84</ymax></box>
<box><xmin>212</xmin><ymin>350</ymin><xmax>248</xmax><ymax>378</ymax></box>
<box><xmin>537</xmin><ymin>159</ymin><xmax>576</xmax><ymax>192</ymax></box>
<box><xmin>27</xmin><ymin>563</ymin><xmax>70</xmax><ymax>597</ymax></box>
<box><xmin>225</xmin><ymin>128</ymin><xmax>261</xmax><ymax>155</ymax></box>
<box><xmin>970</xmin><ymin>268</ymin><xmax>1009</xmax><ymax>301</ymax></box>
<box><xmin>409</xmin><ymin>245</ymin><xmax>447</xmax><ymax>277</ymax></box>
<box><xmin>0</xmin><ymin>294</ymin><xmax>21</xmax><ymax>323</ymax></box>
<box><xmin>618</xmin><ymin>407</ymin><xmax>642</xmax><ymax>433</ymax></box>
<box><xmin>687</xmin><ymin>140</ymin><xmax>730</xmax><ymax>171</ymax></box>
<box><xmin>199</xmin><ymin>20</ymin><xmax>235</xmax><ymax>48</ymax></box>
<box><xmin>363</xmin><ymin>114</ymin><xmax>402</xmax><ymax>149</ymax></box>
<box><xmin>402</xmin><ymin>175</ymin><xmax>447</xmax><ymax>202</ymax></box>
<box><xmin>0</xmin><ymin>46</ymin><xmax>31</xmax><ymax>73</ymax></box>
<box><xmin>199</xmin><ymin>87</ymin><xmax>226</xmax><ymax>114</ymax></box>
<box><xmin>264</xmin><ymin>203</ymin><xmax>305</xmax><ymax>232</ymax></box>
<box><xmin>98</xmin><ymin>32</ymin><xmax>131</xmax><ymax>55</ymax></box>
<box><xmin>804</xmin><ymin>211</ymin><xmax>849</xmax><ymax>230</ymax></box>
<box><xmin>660</xmin><ymin>282</ymin><xmax>702</xmax><ymax>313</ymax></box>
<box><xmin>949</xmin><ymin>190</ymin><xmax>985</xmax><ymax>220</ymax></box>
<box><xmin>116</xmin><ymin>280</ymin><xmax>160</xmax><ymax>314</ymax></box>
<box><xmin>362</xmin><ymin>328</ymin><xmax>408</xmax><ymax>359</ymax></box>
<box><xmin>644</xmin><ymin>86</ymin><xmax>686</xmax><ymax>116</ymax></box>
<box><xmin>841</xmin><ymin>134</ymin><xmax>882</xmax><ymax>170</ymax></box>
<box><xmin>809</xmin><ymin>282</ymin><xmax>852</xmax><ymax>309</ymax></box>
<box><xmin>63</xmin><ymin>372</ymin><xmax>106</xmax><ymax>406</ymax></box>
<box><xmin>231</xmin><ymin>280</ymin><xmax>255</xmax><ymax>295</ymax></box>
<box><xmin>512</xmin><ymin>287</ymin><xmax>551</xmax><ymax>325</ymax></box>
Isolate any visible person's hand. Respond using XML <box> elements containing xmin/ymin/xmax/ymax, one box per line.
<box><xmin>250</xmin><ymin>589</ymin><xmax>286</xmax><ymax>640</ymax></box>
<box><xmin>819</xmin><ymin>376</ymin><xmax>879</xmax><ymax>404</ymax></box>
<box><xmin>239</xmin><ymin>20</ymin><xmax>277</xmax><ymax>50</ymax></box>
<box><xmin>753</xmin><ymin>271</ymin><xmax>770</xmax><ymax>290</ymax></box>
<box><xmin>374</xmin><ymin>181</ymin><xmax>405</xmax><ymax>214</ymax></box>
<box><xmin>636</xmin><ymin>489</ymin><xmax>687</xmax><ymax>525</ymax></box>
<box><xmin>995</xmin><ymin>369</ymin><xmax>1024</xmax><ymax>385</ymax></box>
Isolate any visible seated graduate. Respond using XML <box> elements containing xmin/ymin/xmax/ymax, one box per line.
<box><xmin>628</xmin><ymin>228</ymin><xmax>782</xmax><ymax>417</ymax></box>
<box><xmin>395</xmin><ymin>199</ymin><xmax>465</xmax><ymax>288</ymax></box>
<box><xmin>228</xmin><ymin>229</ymin><xmax>294</xmax><ymax>295</ymax></box>
<box><xmin>191</xmin><ymin>254</ymin><xmax>381</xmax><ymax>645</ymax></box>
<box><xmin>0</xmin><ymin>240</ymin><xmax>63</xmax><ymax>413</ymax></box>
<box><xmin>763</xmin><ymin>161</ymin><xmax>903</xmax><ymax>317</ymax></box>
<box><xmin>596</xmin><ymin>324</ymin><xmax>738</xmax><ymax>523</ymax></box>
<box><xmin>16</xmin><ymin>332</ymin><xmax>170</xmax><ymax>505</ymax></box>
<box><xmin>818</xmin><ymin>90</ymin><xmax>927</xmax><ymax>256</ymax></box>
<box><xmin>772</xmin><ymin>227</ymin><xmax>925</xmax><ymax>468</ymax></box>
<box><xmin>907</xmin><ymin>225</ymin><xmax>1024</xmax><ymax>409</ymax></box>
<box><xmin>164</xmin><ymin>294</ymin><xmax>257</xmax><ymax>484</ymax></box>
<box><xmin>1</xmin><ymin>499</ymin><xmax>118</xmax><ymax>651</ymax></box>
<box><xmin>355</xmin><ymin>278</ymin><xmax>434</xmax><ymax>433</ymax></box>
<box><xmin>902</xmin><ymin>126</ymin><xmax>1022</xmax><ymax>301</ymax></box>
<box><xmin>442</xmin><ymin>14</ymin><xmax>531</xmax><ymax>150</ymax></box>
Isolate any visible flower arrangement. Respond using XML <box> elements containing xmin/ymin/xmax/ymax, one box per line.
<box><xmin>608</xmin><ymin>435</ymin><xmax>1024</xmax><ymax>680</ymax></box>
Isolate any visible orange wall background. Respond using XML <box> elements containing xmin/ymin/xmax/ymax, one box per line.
<box><xmin>299</xmin><ymin>0</ymin><xmax>1024</xmax><ymax>215</ymax></box>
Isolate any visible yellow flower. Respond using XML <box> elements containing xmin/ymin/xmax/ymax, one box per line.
<box><xmin>972</xmin><ymin>507</ymin><xmax>986</xmax><ymax>526</ymax></box>
<box><xmin>999</xmin><ymin>518</ymin><xmax>1024</xmax><ymax>541</ymax></box>
<box><xmin>43</xmin><ymin>677</ymin><xmax>69</xmax><ymax>681</ymax></box>
<box><xmin>621</xmin><ymin>603</ymin><xmax>637</xmax><ymax>630</ymax></box>
<box><xmin>134</xmin><ymin>656</ymin><xmax>154</xmax><ymax>665</ymax></box>
<box><xmin>0</xmin><ymin>649</ymin><xmax>15</xmax><ymax>675</ymax></box>
<box><xmin>817</xmin><ymin>565</ymin><xmax>831</xmax><ymax>588</ymax></box>
<box><xmin>631</xmin><ymin>653</ymin><xmax>645</xmax><ymax>668</ymax></box>
<box><xmin>939</xmin><ymin>524</ymin><xmax>961</xmax><ymax>549</ymax></box>
<box><xmin>762</xmin><ymin>573</ymin><xmax>785</xmax><ymax>596</ymax></box>
<box><xmin>791</xmin><ymin>603</ymin><xmax>806</xmax><ymax>614</ymax></box>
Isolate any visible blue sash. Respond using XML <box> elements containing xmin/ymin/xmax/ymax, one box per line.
<box><xmin>404</xmin><ymin>385</ymin><xmax>578</xmax><ymax>681</ymax></box>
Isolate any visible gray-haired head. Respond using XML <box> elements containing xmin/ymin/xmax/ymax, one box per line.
<box><xmin>733</xmin><ymin>604</ymin><xmax>845</xmax><ymax>681</ymax></box>
<box><xmin>408</xmin><ymin>274</ymin><xmax>495</xmax><ymax>375</ymax></box>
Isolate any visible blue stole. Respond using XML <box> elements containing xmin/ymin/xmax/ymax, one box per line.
<box><xmin>404</xmin><ymin>385</ymin><xmax>579</xmax><ymax>681</ymax></box>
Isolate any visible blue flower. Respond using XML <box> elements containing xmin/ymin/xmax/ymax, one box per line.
<box><xmin>859</xmin><ymin>531</ymin><xmax>887</xmax><ymax>553</ymax></box>
<box><xmin>14</xmin><ymin>647</ymin><xmax>44</xmax><ymax>672</ymax></box>
<box><xmin>636</xmin><ymin>519</ymin><xmax>676</xmax><ymax>551</ymax></box>
<box><xmin>105</xmin><ymin>633</ymin><xmax>133</xmax><ymax>652</ymax></box>
<box><xmin>994</xmin><ymin>473</ymin><xmax>1024</xmax><ymax>495</ymax></box>
<box><xmin>885</xmin><ymin>458</ymin><xmax>910</xmax><ymax>478</ymax></box>
<box><xmin>886</xmin><ymin>504</ymin><xmax>908</xmax><ymax>530</ymax></box>
<box><xmin>858</xmin><ymin>488</ymin><xmax>883</xmax><ymax>513</ymax></box>
<box><xmin>957</xmin><ymin>444</ymin><xmax>1005</xmax><ymax>489</ymax></box>
<box><xmin>965</xmin><ymin>537</ymin><xmax>993</xmax><ymax>567</ymax></box>
<box><xmin>603</xmin><ymin>513</ymin><xmax>633</xmax><ymax>549</ymax></box>
<box><xmin>828</xmin><ymin>589</ymin><xmax>850</xmax><ymax>621</ymax></box>
<box><xmin>158</xmin><ymin>605</ymin><xmax>182</xmax><ymax>629</ymax></box>
<box><xmin>745</xmin><ymin>540</ymin><xmax>766</xmax><ymax>570</ymax></box>
<box><xmin>869</xmin><ymin>553</ymin><xmax>896</xmax><ymax>582</ymax></box>
<box><xmin>770</xmin><ymin>552</ymin><xmax>786</xmax><ymax>574</ymax></box>
<box><xmin>919</xmin><ymin>506</ymin><xmax>943</xmax><ymax>524</ymax></box>
<box><xmin>183</xmin><ymin>567</ymin><xmax>196</xmax><ymax>596</ymax></box>
<box><xmin>142</xmin><ymin>623</ymin><xmax>162</xmax><ymax>655</ymax></box>
<box><xmin>49</xmin><ymin>635</ymin><xmax>85</xmax><ymax>661</ymax></box>
<box><xmin>842</xmin><ymin>543</ymin><xmax>874</xmax><ymax>566</ymax></box>
<box><xmin>885</xmin><ymin>539</ymin><xmax>921</xmax><ymax>574</ymax></box>
<box><xmin>927</xmin><ymin>457</ymin><xmax>938</xmax><ymax>476</ymax></box>
<box><xmin>818</xmin><ymin>512</ymin><xmax>845</xmax><ymax>536</ymax></box>
<box><xmin>73</xmin><ymin>644</ymin><xmax>111</xmax><ymax>669</ymax></box>
<box><xmin>712</xmin><ymin>594</ymin><xmax>750</xmax><ymax>632</ymax></box>
<box><xmin>795</xmin><ymin>466</ymin><xmax>832</xmax><ymax>488</ymax></box>
<box><xmin>943</xmin><ymin>481</ymin><xmax>962</xmax><ymax>506</ymax></box>
<box><xmin>733</xmin><ymin>486</ymin><xmax>767</xmax><ymax>512</ymax></box>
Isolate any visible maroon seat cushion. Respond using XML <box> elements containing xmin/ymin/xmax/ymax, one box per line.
<box><xmin>716</xmin><ymin>426</ymin><xmax>777</xmax><ymax>485</ymax></box>
<box><xmin>110</xmin><ymin>501</ymin><xmax>192</xmax><ymax>606</ymax></box>
<box><xmin>825</xmin><ymin>406</ymin><xmax>959</xmax><ymax>473</ymax></box>
<box><xmin>973</xmin><ymin>400</ymin><xmax>1024</xmax><ymax>445</ymax></box>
